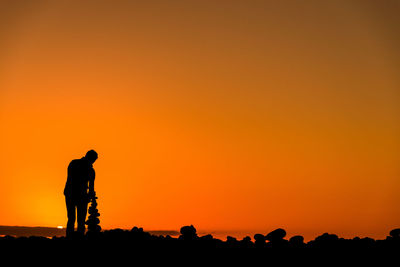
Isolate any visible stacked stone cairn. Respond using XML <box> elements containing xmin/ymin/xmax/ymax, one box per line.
<box><xmin>86</xmin><ymin>191</ymin><xmax>101</xmax><ymax>237</ymax></box>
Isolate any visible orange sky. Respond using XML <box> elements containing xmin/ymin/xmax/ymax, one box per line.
<box><xmin>0</xmin><ymin>0</ymin><xmax>399</xmax><ymax>240</ymax></box>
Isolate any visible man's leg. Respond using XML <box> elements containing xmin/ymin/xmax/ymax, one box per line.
<box><xmin>65</xmin><ymin>196</ymin><xmax>76</xmax><ymax>238</ymax></box>
<box><xmin>76</xmin><ymin>199</ymin><xmax>88</xmax><ymax>237</ymax></box>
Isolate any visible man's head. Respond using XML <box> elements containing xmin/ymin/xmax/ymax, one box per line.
<box><xmin>85</xmin><ymin>150</ymin><xmax>98</xmax><ymax>164</ymax></box>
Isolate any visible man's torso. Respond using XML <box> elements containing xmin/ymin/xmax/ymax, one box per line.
<box><xmin>64</xmin><ymin>158</ymin><xmax>94</xmax><ymax>199</ymax></box>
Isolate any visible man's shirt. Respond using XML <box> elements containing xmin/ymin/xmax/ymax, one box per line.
<box><xmin>64</xmin><ymin>157</ymin><xmax>95</xmax><ymax>199</ymax></box>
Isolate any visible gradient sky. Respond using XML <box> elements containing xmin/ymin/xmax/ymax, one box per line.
<box><xmin>0</xmin><ymin>0</ymin><xmax>399</xmax><ymax>240</ymax></box>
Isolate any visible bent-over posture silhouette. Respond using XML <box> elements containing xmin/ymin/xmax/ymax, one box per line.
<box><xmin>64</xmin><ymin>150</ymin><xmax>98</xmax><ymax>238</ymax></box>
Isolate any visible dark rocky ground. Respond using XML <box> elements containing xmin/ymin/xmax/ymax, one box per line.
<box><xmin>1</xmin><ymin>225</ymin><xmax>399</xmax><ymax>265</ymax></box>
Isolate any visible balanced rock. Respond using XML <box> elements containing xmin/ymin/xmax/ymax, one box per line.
<box><xmin>85</xmin><ymin>192</ymin><xmax>102</xmax><ymax>236</ymax></box>
<box><xmin>265</xmin><ymin>228</ymin><xmax>286</xmax><ymax>242</ymax></box>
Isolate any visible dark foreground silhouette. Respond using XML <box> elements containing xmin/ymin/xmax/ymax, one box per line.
<box><xmin>64</xmin><ymin>150</ymin><xmax>98</xmax><ymax>238</ymax></box>
<box><xmin>1</xmin><ymin>225</ymin><xmax>399</xmax><ymax>265</ymax></box>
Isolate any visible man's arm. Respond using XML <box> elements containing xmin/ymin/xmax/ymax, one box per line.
<box><xmin>88</xmin><ymin>168</ymin><xmax>95</xmax><ymax>199</ymax></box>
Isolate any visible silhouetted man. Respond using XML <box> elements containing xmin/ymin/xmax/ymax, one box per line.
<box><xmin>64</xmin><ymin>150</ymin><xmax>98</xmax><ymax>238</ymax></box>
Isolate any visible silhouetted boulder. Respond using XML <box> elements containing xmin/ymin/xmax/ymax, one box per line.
<box><xmin>390</xmin><ymin>228</ymin><xmax>400</xmax><ymax>239</ymax></box>
<box><xmin>240</xmin><ymin>236</ymin><xmax>253</xmax><ymax>248</ymax></box>
<box><xmin>242</xmin><ymin>236</ymin><xmax>251</xmax><ymax>243</ymax></box>
<box><xmin>254</xmin><ymin>234</ymin><xmax>266</xmax><ymax>247</ymax></box>
<box><xmin>226</xmin><ymin>236</ymin><xmax>237</xmax><ymax>242</ymax></box>
<box><xmin>289</xmin><ymin>235</ymin><xmax>305</xmax><ymax>248</ymax></box>
<box><xmin>129</xmin><ymin>226</ymin><xmax>151</xmax><ymax>241</ymax></box>
<box><xmin>310</xmin><ymin>233</ymin><xmax>340</xmax><ymax>249</ymax></box>
<box><xmin>352</xmin><ymin>237</ymin><xmax>375</xmax><ymax>248</ymax></box>
<box><xmin>315</xmin><ymin>233</ymin><xmax>339</xmax><ymax>243</ymax></box>
<box><xmin>131</xmin><ymin>226</ymin><xmax>144</xmax><ymax>233</ymax></box>
<box><xmin>225</xmin><ymin>236</ymin><xmax>239</xmax><ymax>248</ymax></box>
<box><xmin>264</xmin><ymin>229</ymin><xmax>289</xmax><ymax>249</ymax></box>
<box><xmin>265</xmin><ymin>228</ymin><xmax>286</xmax><ymax>242</ymax></box>
<box><xmin>179</xmin><ymin>225</ymin><xmax>198</xmax><ymax>240</ymax></box>
<box><xmin>289</xmin><ymin>235</ymin><xmax>304</xmax><ymax>243</ymax></box>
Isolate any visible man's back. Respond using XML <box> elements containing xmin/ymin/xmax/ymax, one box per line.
<box><xmin>64</xmin><ymin>158</ymin><xmax>95</xmax><ymax>199</ymax></box>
